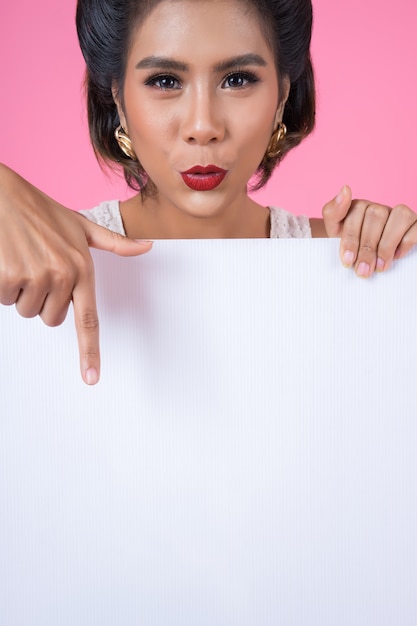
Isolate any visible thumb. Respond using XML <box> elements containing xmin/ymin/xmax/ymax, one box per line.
<box><xmin>82</xmin><ymin>218</ymin><xmax>153</xmax><ymax>257</ymax></box>
<box><xmin>322</xmin><ymin>185</ymin><xmax>352</xmax><ymax>237</ymax></box>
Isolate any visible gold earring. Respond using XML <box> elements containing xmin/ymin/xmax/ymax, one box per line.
<box><xmin>265</xmin><ymin>122</ymin><xmax>287</xmax><ymax>159</ymax></box>
<box><xmin>114</xmin><ymin>125</ymin><xmax>137</xmax><ymax>160</ymax></box>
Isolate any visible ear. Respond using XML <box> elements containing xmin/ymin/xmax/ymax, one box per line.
<box><xmin>111</xmin><ymin>82</ymin><xmax>128</xmax><ymax>130</ymax></box>
<box><xmin>274</xmin><ymin>76</ymin><xmax>291</xmax><ymax>129</ymax></box>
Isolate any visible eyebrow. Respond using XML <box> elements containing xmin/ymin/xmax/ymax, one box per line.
<box><xmin>135</xmin><ymin>56</ymin><xmax>188</xmax><ymax>72</ymax></box>
<box><xmin>135</xmin><ymin>53</ymin><xmax>267</xmax><ymax>72</ymax></box>
<box><xmin>214</xmin><ymin>54</ymin><xmax>267</xmax><ymax>72</ymax></box>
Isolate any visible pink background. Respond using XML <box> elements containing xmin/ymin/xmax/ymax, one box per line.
<box><xmin>1</xmin><ymin>0</ymin><xmax>416</xmax><ymax>217</ymax></box>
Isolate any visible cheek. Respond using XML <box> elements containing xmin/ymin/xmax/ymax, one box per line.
<box><xmin>125</xmin><ymin>102</ymin><xmax>178</xmax><ymax>160</ymax></box>
<box><xmin>229</xmin><ymin>87</ymin><xmax>278</xmax><ymax>153</ymax></box>
<box><xmin>123</xmin><ymin>104</ymin><xmax>175</xmax><ymax>178</ymax></box>
<box><xmin>243</xmin><ymin>115</ymin><xmax>274</xmax><ymax>144</ymax></box>
<box><xmin>232</xmin><ymin>107</ymin><xmax>275</xmax><ymax>167</ymax></box>
<box><xmin>122</xmin><ymin>83</ymin><xmax>156</xmax><ymax>141</ymax></box>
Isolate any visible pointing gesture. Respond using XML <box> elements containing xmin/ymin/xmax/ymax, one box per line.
<box><xmin>0</xmin><ymin>165</ymin><xmax>152</xmax><ymax>385</ymax></box>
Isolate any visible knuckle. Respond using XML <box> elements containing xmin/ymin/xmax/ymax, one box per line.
<box><xmin>41</xmin><ymin>308</ymin><xmax>69</xmax><ymax>328</ymax></box>
<box><xmin>75</xmin><ymin>251</ymin><xmax>94</xmax><ymax>278</ymax></box>
<box><xmin>0</xmin><ymin>295</ymin><xmax>15</xmax><ymax>306</ymax></box>
<box><xmin>51</xmin><ymin>270</ymin><xmax>74</xmax><ymax>293</ymax></box>
<box><xmin>48</xmin><ymin>251</ymin><xmax>93</xmax><ymax>287</ymax></box>
<box><xmin>393</xmin><ymin>203</ymin><xmax>415</xmax><ymax>224</ymax></box>
<box><xmin>2</xmin><ymin>265</ymin><xmax>49</xmax><ymax>294</ymax></box>
<box><xmin>365</xmin><ymin>205</ymin><xmax>380</xmax><ymax>220</ymax></box>
<box><xmin>342</xmin><ymin>232</ymin><xmax>360</xmax><ymax>248</ymax></box>
<box><xmin>399</xmin><ymin>231</ymin><xmax>415</xmax><ymax>248</ymax></box>
<box><xmin>57</xmin><ymin>245</ymin><xmax>92</xmax><ymax>275</ymax></box>
<box><xmin>359</xmin><ymin>243</ymin><xmax>376</xmax><ymax>256</ymax></box>
<box><xmin>15</xmin><ymin>303</ymin><xmax>38</xmax><ymax>319</ymax></box>
<box><xmin>394</xmin><ymin>203</ymin><xmax>410</xmax><ymax>215</ymax></box>
<box><xmin>0</xmin><ymin>266</ymin><xmax>21</xmax><ymax>290</ymax></box>
<box><xmin>376</xmin><ymin>241</ymin><xmax>393</xmax><ymax>257</ymax></box>
<box><xmin>82</xmin><ymin>346</ymin><xmax>99</xmax><ymax>360</ymax></box>
<box><xmin>79</xmin><ymin>308</ymin><xmax>99</xmax><ymax>332</ymax></box>
<box><xmin>365</xmin><ymin>204</ymin><xmax>389</xmax><ymax>221</ymax></box>
<box><xmin>42</xmin><ymin>316</ymin><xmax>61</xmax><ymax>328</ymax></box>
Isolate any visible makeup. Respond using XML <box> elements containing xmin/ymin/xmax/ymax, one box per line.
<box><xmin>180</xmin><ymin>165</ymin><xmax>227</xmax><ymax>191</ymax></box>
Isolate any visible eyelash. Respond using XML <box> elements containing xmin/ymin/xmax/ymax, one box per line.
<box><xmin>222</xmin><ymin>71</ymin><xmax>259</xmax><ymax>89</ymax></box>
<box><xmin>145</xmin><ymin>74</ymin><xmax>182</xmax><ymax>90</ymax></box>
<box><xmin>144</xmin><ymin>71</ymin><xmax>260</xmax><ymax>91</ymax></box>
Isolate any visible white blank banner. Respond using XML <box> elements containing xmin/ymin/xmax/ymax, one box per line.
<box><xmin>0</xmin><ymin>239</ymin><xmax>416</xmax><ymax>626</ymax></box>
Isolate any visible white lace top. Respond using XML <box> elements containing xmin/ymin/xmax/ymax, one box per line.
<box><xmin>80</xmin><ymin>200</ymin><xmax>312</xmax><ymax>239</ymax></box>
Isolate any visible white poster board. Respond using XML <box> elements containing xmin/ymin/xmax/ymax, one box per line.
<box><xmin>1</xmin><ymin>239</ymin><xmax>416</xmax><ymax>625</ymax></box>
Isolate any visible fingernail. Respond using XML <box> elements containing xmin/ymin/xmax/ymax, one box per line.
<box><xmin>134</xmin><ymin>239</ymin><xmax>153</xmax><ymax>244</ymax></box>
<box><xmin>357</xmin><ymin>262</ymin><xmax>370</xmax><ymax>277</ymax></box>
<box><xmin>376</xmin><ymin>257</ymin><xmax>385</xmax><ymax>271</ymax></box>
<box><xmin>85</xmin><ymin>367</ymin><xmax>99</xmax><ymax>385</ymax></box>
<box><xmin>343</xmin><ymin>250</ymin><xmax>354</xmax><ymax>266</ymax></box>
<box><xmin>336</xmin><ymin>186</ymin><xmax>346</xmax><ymax>204</ymax></box>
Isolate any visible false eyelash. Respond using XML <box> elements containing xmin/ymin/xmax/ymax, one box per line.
<box><xmin>144</xmin><ymin>73</ymin><xmax>182</xmax><ymax>90</ymax></box>
<box><xmin>222</xmin><ymin>70</ymin><xmax>260</xmax><ymax>89</ymax></box>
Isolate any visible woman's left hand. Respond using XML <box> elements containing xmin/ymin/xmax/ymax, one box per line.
<box><xmin>322</xmin><ymin>185</ymin><xmax>417</xmax><ymax>277</ymax></box>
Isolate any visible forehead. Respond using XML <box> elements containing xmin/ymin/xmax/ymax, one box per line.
<box><xmin>128</xmin><ymin>0</ymin><xmax>273</xmax><ymax>65</ymax></box>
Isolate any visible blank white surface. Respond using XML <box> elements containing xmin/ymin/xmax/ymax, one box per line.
<box><xmin>0</xmin><ymin>239</ymin><xmax>416</xmax><ymax>626</ymax></box>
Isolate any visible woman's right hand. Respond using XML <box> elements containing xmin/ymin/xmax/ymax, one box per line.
<box><xmin>0</xmin><ymin>164</ymin><xmax>153</xmax><ymax>385</ymax></box>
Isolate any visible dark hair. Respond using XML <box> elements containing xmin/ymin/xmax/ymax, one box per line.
<box><xmin>76</xmin><ymin>0</ymin><xmax>315</xmax><ymax>193</ymax></box>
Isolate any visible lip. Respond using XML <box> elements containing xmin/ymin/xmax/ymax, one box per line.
<box><xmin>180</xmin><ymin>164</ymin><xmax>228</xmax><ymax>191</ymax></box>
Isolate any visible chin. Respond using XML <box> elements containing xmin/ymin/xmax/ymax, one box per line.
<box><xmin>175</xmin><ymin>193</ymin><xmax>231</xmax><ymax>219</ymax></box>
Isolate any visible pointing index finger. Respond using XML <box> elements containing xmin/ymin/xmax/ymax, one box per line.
<box><xmin>72</xmin><ymin>269</ymin><xmax>100</xmax><ymax>386</ymax></box>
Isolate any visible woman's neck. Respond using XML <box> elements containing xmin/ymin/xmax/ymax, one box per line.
<box><xmin>120</xmin><ymin>193</ymin><xmax>271</xmax><ymax>239</ymax></box>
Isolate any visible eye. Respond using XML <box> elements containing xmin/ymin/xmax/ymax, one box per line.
<box><xmin>222</xmin><ymin>71</ymin><xmax>259</xmax><ymax>89</ymax></box>
<box><xmin>145</xmin><ymin>74</ymin><xmax>181</xmax><ymax>90</ymax></box>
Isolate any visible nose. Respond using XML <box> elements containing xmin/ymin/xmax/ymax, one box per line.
<box><xmin>181</xmin><ymin>88</ymin><xmax>225</xmax><ymax>145</ymax></box>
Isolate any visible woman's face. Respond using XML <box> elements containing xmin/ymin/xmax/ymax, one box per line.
<box><xmin>117</xmin><ymin>0</ymin><xmax>286</xmax><ymax>218</ymax></box>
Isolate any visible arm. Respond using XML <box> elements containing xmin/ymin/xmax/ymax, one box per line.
<box><xmin>0</xmin><ymin>164</ymin><xmax>152</xmax><ymax>385</ymax></box>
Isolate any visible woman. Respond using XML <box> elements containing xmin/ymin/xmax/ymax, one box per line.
<box><xmin>0</xmin><ymin>0</ymin><xmax>416</xmax><ymax>385</ymax></box>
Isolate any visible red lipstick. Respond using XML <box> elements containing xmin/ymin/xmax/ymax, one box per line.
<box><xmin>180</xmin><ymin>165</ymin><xmax>227</xmax><ymax>191</ymax></box>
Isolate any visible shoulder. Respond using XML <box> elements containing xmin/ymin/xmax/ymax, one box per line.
<box><xmin>79</xmin><ymin>200</ymin><xmax>126</xmax><ymax>235</ymax></box>
<box><xmin>269</xmin><ymin>206</ymin><xmax>312</xmax><ymax>239</ymax></box>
